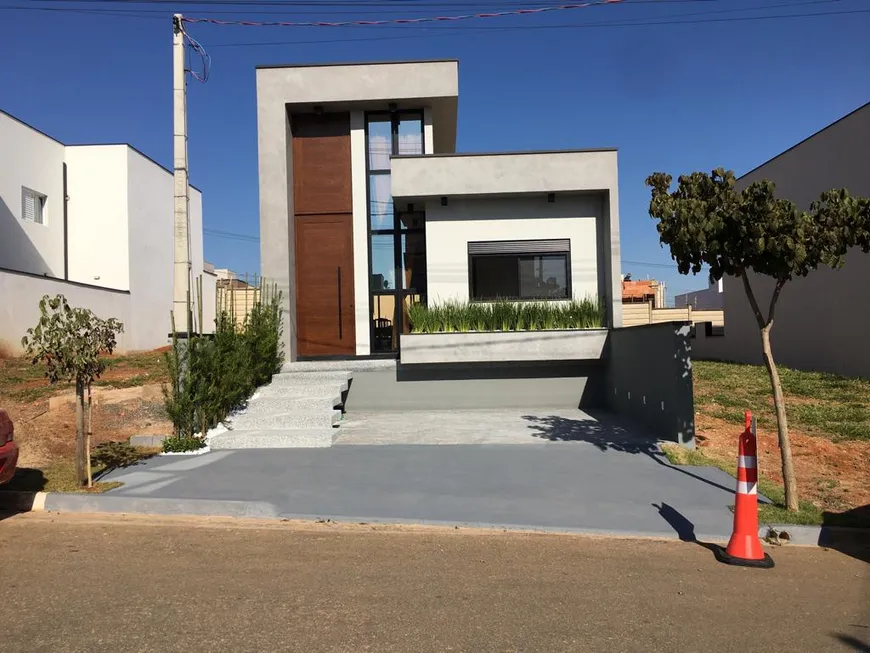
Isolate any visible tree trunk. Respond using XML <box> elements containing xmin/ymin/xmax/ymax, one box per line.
<box><xmin>74</xmin><ymin>378</ymin><xmax>87</xmax><ymax>487</ymax></box>
<box><xmin>760</xmin><ymin>326</ymin><xmax>799</xmax><ymax>511</ymax></box>
<box><xmin>86</xmin><ymin>383</ymin><xmax>93</xmax><ymax>489</ymax></box>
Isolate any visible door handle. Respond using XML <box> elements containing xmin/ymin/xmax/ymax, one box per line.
<box><xmin>337</xmin><ymin>266</ymin><xmax>343</xmax><ymax>339</ymax></box>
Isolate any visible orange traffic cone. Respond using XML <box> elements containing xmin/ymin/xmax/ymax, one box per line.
<box><xmin>716</xmin><ymin>411</ymin><xmax>774</xmax><ymax>568</ymax></box>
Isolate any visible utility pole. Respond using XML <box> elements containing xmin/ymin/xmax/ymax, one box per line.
<box><xmin>172</xmin><ymin>13</ymin><xmax>192</xmax><ymax>335</ymax></box>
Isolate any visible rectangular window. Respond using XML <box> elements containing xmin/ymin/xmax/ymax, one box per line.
<box><xmin>469</xmin><ymin>240</ymin><xmax>570</xmax><ymax>301</ymax></box>
<box><xmin>21</xmin><ymin>187</ymin><xmax>46</xmax><ymax>225</ymax></box>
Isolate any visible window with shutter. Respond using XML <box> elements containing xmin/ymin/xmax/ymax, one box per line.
<box><xmin>21</xmin><ymin>187</ymin><xmax>46</xmax><ymax>225</ymax></box>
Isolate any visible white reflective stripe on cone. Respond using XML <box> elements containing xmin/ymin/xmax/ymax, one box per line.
<box><xmin>738</xmin><ymin>455</ymin><xmax>757</xmax><ymax>469</ymax></box>
<box><xmin>737</xmin><ymin>481</ymin><xmax>758</xmax><ymax>495</ymax></box>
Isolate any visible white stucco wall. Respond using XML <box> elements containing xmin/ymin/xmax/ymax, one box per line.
<box><xmin>424</xmin><ymin>195</ymin><xmax>603</xmax><ymax>305</ymax></box>
<box><xmin>0</xmin><ymin>112</ymin><xmax>65</xmax><ymax>278</ymax></box>
<box><xmin>126</xmin><ymin>147</ymin><xmax>173</xmax><ymax>348</ymax></box>
<box><xmin>65</xmin><ymin>145</ymin><xmax>130</xmax><ymax>290</ymax></box>
<box><xmin>0</xmin><ymin>270</ymin><xmax>131</xmax><ymax>355</ymax></box>
<box><xmin>350</xmin><ymin>110</ymin><xmax>371</xmax><ymax>356</ymax></box>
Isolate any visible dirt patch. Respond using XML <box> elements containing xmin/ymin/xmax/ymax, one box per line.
<box><xmin>695</xmin><ymin>413</ymin><xmax>870</xmax><ymax>511</ymax></box>
<box><xmin>1</xmin><ymin>349</ymin><xmax>172</xmax><ymax>469</ymax></box>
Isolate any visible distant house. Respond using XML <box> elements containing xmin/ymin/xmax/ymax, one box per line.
<box><xmin>693</xmin><ymin>101</ymin><xmax>870</xmax><ymax>378</ymax></box>
<box><xmin>675</xmin><ymin>279</ymin><xmax>724</xmax><ymax>310</ymax></box>
<box><xmin>0</xmin><ymin>109</ymin><xmax>215</xmax><ymax>353</ymax></box>
<box><xmin>622</xmin><ymin>277</ymin><xmax>665</xmax><ymax>308</ymax></box>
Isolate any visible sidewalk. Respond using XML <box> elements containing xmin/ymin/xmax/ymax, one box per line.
<box><xmin>72</xmin><ymin>433</ymin><xmax>746</xmax><ymax>539</ymax></box>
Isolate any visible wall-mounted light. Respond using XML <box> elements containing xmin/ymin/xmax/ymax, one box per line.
<box><xmin>389</xmin><ymin>102</ymin><xmax>398</xmax><ymax>113</ymax></box>
<box><xmin>547</xmin><ymin>193</ymin><xmax>556</xmax><ymax>203</ymax></box>
<box><xmin>440</xmin><ymin>196</ymin><xmax>448</xmax><ymax>207</ymax></box>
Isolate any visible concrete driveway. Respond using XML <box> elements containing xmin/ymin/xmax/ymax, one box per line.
<box><xmin>84</xmin><ymin>409</ymin><xmax>744</xmax><ymax>539</ymax></box>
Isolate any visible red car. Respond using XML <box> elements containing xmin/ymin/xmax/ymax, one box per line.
<box><xmin>0</xmin><ymin>409</ymin><xmax>19</xmax><ymax>485</ymax></box>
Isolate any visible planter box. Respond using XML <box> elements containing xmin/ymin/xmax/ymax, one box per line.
<box><xmin>400</xmin><ymin>329</ymin><xmax>609</xmax><ymax>365</ymax></box>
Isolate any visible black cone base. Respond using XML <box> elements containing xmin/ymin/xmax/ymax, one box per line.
<box><xmin>713</xmin><ymin>546</ymin><xmax>775</xmax><ymax>568</ymax></box>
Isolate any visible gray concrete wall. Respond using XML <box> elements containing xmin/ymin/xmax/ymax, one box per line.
<box><xmin>344</xmin><ymin>363</ymin><xmax>605</xmax><ymax>412</ymax></box>
<box><xmin>605</xmin><ymin>323</ymin><xmax>695</xmax><ymax>446</ymax></box>
<box><xmin>716</xmin><ymin>103</ymin><xmax>870</xmax><ymax>378</ymax></box>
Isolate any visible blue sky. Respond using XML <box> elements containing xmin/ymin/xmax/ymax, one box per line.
<box><xmin>1</xmin><ymin>0</ymin><xmax>868</xmax><ymax>302</ymax></box>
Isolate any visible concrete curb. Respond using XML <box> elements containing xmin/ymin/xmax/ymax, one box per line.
<box><xmin>760</xmin><ymin>524</ymin><xmax>870</xmax><ymax>547</ymax></box>
<box><xmin>0</xmin><ymin>491</ymin><xmax>48</xmax><ymax>512</ymax></box>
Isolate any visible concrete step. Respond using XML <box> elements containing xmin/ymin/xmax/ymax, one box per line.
<box><xmin>209</xmin><ymin>428</ymin><xmax>336</xmax><ymax>449</ymax></box>
<box><xmin>248</xmin><ymin>394</ymin><xmax>342</xmax><ymax>413</ymax></box>
<box><xmin>282</xmin><ymin>359</ymin><xmax>396</xmax><ymax>373</ymax></box>
<box><xmin>230</xmin><ymin>410</ymin><xmax>341</xmax><ymax>430</ymax></box>
<box><xmin>257</xmin><ymin>383</ymin><xmax>348</xmax><ymax>399</ymax></box>
<box><xmin>268</xmin><ymin>376</ymin><xmax>350</xmax><ymax>392</ymax></box>
<box><xmin>272</xmin><ymin>370</ymin><xmax>352</xmax><ymax>383</ymax></box>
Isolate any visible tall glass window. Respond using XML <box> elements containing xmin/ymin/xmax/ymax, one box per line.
<box><xmin>366</xmin><ymin>111</ymin><xmax>426</xmax><ymax>353</ymax></box>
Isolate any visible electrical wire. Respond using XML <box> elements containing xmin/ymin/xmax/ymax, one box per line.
<box><xmin>181</xmin><ymin>1</ymin><xmax>625</xmax><ymax>27</ymax></box>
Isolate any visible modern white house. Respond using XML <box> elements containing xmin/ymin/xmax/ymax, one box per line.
<box><xmin>692</xmin><ymin>101</ymin><xmax>870</xmax><ymax>378</ymax></box>
<box><xmin>246</xmin><ymin>59</ymin><xmax>694</xmax><ymax>450</ymax></box>
<box><xmin>0</xmin><ymin>109</ymin><xmax>215</xmax><ymax>354</ymax></box>
<box><xmin>257</xmin><ymin>60</ymin><xmax>622</xmax><ymax>361</ymax></box>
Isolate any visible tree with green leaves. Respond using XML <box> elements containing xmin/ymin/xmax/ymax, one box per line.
<box><xmin>646</xmin><ymin>169</ymin><xmax>870</xmax><ymax>511</ymax></box>
<box><xmin>22</xmin><ymin>295</ymin><xmax>124</xmax><ymax>487</ymax></box>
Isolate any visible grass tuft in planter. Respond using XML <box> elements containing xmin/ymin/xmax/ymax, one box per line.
<box><xmin>406</xmin><ymin>298</ymin><xmax>604</xmax><ymax>333</ymax></box>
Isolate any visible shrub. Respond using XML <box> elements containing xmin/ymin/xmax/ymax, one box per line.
<box><xmin>91</xmin><ymin>441</ymin><xmax>149</xmax><ymax>471</ymax></box>
<box><xmin>162</xmin><ymin>435</ymin><xmax>207</xmax><ymax>453</ymax></box>
<box><xmin>163</xmin><ymin>279</ymin><xmax>284</xmax><ymax>440</ymax></box>
<box><xmin>407</xmin><ymin>297</ymin><xmax>604</xmax><ymax>333</ymax></box>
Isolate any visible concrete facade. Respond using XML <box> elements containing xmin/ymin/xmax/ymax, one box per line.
<box><xmin>400</xmin><ymin>330</ymin><xmax>608</xmax><ymax>365</ymax></box>
<box><xmin>256</xmin><ymin>61</ymin><xmax>624</xmax><ymax>357</ymax></box>
<box><xmin>256</xmin><ymin>60</ymin><xmax>460</xmax><ymax>359</ymax></box>
<box><xmin>0</xmin><ymin>109</ymin><xmax>214</xmax><ymax>353</ymax></box>
<box><xmin>693</xmin><ymin>102</ymin><xmax>870</xmax><ymax>378</ymax></box>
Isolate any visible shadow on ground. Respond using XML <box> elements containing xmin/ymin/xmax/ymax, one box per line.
<box><xmin>0</xmin><ymin>468</ymin><xmax>46</xmax><ymax>521</ymax></box>
<box><xmin>652</xmin><ymin>501</ymin><xmax>727</xmax><ymax>561</ymax></box>
<box><xmin>522</xmin><ymin>413</ymin><xmax>737</xmax><ymax>495</ymax></box>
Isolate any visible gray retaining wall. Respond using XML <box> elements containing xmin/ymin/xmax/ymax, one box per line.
<box><xmin>605</xmin><ymin>323</ymin><xmax>695</xmax><ymax>446</ymax></box>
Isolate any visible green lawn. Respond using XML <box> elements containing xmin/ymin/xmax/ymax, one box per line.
<box><xmin>693</xmin><ymin>360</ymin><xmax>870</xmax><ymax>441</ymax></box>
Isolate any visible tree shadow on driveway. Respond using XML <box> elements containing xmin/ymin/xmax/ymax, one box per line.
<box><xmin>521</xmin><ymin>413</ymin><xmax>736</xmax><ymax>496</ymax></box>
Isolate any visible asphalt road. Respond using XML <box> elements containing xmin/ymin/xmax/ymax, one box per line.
<box><xmin>1</xmin><ymin>512</ymin><xmax>868</xmax><ymax>653</ymax></box>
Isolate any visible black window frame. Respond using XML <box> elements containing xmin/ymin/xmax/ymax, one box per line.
<box><xmin>467</xmin><ymin>242</ymin><xmax>572</xmax><ymax>302</ymax></box>
<box><xmin>364</xmin><ymin>110</ymin><xmax>426</xmax><ymax>354</ymax></box>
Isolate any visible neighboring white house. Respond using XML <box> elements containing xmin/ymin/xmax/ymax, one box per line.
<box><xmin>256</xmin><ymin>60</ymin><xmax>621</xmax><ymax>361</ymax></box>
<box><xmin>675</xmin><ymin>279</ymin><xmax>724</xmax><ymax>310</ymax></box>
<box><xmin>0</xmin><ymin>109</ymin><xmax>216</xmax><ymax>354</ymax></box>
<box><xmin>692</xmin><ymin>101</ymin><xmax>870</xmax><ymax>378</ymax></box>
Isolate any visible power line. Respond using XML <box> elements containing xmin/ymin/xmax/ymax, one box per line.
<box><xmin>204</xmin><ymin>228</ymin><xmax>259</xmax><ymax>242</ymax></box>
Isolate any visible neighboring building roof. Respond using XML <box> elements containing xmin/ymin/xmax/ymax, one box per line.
<box><xmin>622</xmin><ymin>280</ymin><xmax>659</xmax><ymax>301</ymax></box>
<box><xmin>0</xmin><ymin>108</ymin><xmax>203</xmax><ymax>192</ymax></box>
<box><xmin>738</xmin><ymin>100</ymin><xmax>870</xmax><ymax>181</ymax></box>
<box><xmin>255</xmin><ymin>58</ymin><xmax>458</xmax><ymax>70</ymax></box>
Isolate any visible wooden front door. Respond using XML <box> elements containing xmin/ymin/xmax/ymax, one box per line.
<box><xmin>292</xmin><ymin>112</ymin><xmax>355</xmax><ymax>357</ymax></box>
<box><xmin>295</xmin><ymin>214</ymin><xmax>355</xmax><ymax>356</ymax></box>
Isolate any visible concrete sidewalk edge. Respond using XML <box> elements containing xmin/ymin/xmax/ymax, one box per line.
<box><xmin>0</xmin><ymin>491</ymin><xmax>47</xmax><ymax>512</ymax></box>
<box><xmin>759</xmin><ymin>523</ymin><xmax>870</xmax><ymax>547</ymax></box>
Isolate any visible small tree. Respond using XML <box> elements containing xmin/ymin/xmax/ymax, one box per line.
<box><xmin>647</xmin><ymin>169</ymin><xmax>870</xmax><ymax>511</ymax></box>
<box><xmin>22</xmin><ymin>295</ymin><xmax>124</xmax><ymax>487</ymax></box>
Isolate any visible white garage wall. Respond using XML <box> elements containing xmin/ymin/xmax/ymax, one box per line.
<box><xmin>424</xmin><ymin>195</ymin><xmax>603</xmax><ymax>304</ymax></box>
